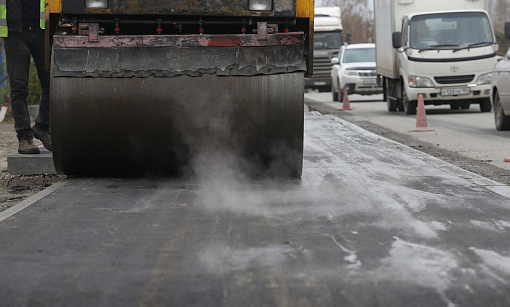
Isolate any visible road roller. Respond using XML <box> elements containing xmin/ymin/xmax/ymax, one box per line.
<box><xmin>45</xmin><ymin>0</ymin><xmax>314</xmax><ymax>177</ymax></box>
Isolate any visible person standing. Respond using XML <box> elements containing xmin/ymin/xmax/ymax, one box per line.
<box><xmin>0</xmin><ymin>0</ymin><xmax>51</xmax><ymax>154</ymax></box>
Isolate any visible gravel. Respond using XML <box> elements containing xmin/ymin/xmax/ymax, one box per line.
<box><xmin>0</xmin><ymin>121</ymin><xmax>64</xmax><ymax>213</ymax></box>
<box><xmin>0</xmin><ymin>171</ymin><xmax>62</xmax><ymax>212</ymax></box>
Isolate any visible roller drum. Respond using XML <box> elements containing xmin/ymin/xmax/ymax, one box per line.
<box><xmin>50</xmin><ymin>72</ymin><xmax>304</xmax><ymax>177</ymax></box>
<box><xmin>50</xmin><ymin>32</ymin><xmax>306</xmax><ymax>177</ymax></box>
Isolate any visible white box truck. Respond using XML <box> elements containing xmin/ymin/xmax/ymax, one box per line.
<box><xmin>375</xmin><ymin>0</ymin><xmax>497</xmax><ymax>114</ymax></box>
<box><xmin>305</xmin><ymin>6</ymin><xmax>343</xmax><ymax>92</ymax></box>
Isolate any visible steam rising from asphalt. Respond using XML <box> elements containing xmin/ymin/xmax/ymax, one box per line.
<box><xmin>174</xmin><ymin>110</ymin><xmax>510</xmax><ymax>303</ymax></box>
<box><xmin>188</xmin><ymin>111</ymin><xmax>477</xmax><ymax>237</ymax></box>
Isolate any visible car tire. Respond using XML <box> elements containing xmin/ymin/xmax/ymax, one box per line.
<box><xmin>397</xmin><ymin>101</ymin><xmax>404</xmax><ymax>112</ymax></box>
<box><xmin>494</xmin><ymin>92</ymin><xmax>510</xmax><ymax>131</ymax></box>
<box><xmin>386</xmin><ymin>96</ymin><xmax>398</xmax><ymax>112</ymax></box>
<box><xmin>461</xmin><ymin>103</ymin><xmax>470</xmax><ymax>110</ymax></box>
<box><xmin>479</xmin><ymin>98</ymin><xmax>492</xmax><ymax>112</ymax></box>
<box><xmin>338</xmin><ymin>87</ymin><xmax>344</xmax><ymax>103</ymax></box>
<box><xmin>450</xmin><ymin>102</ymin><xmax>460</xmax><ymax>110</ymax></box>
<box><xmin>331</xmin><ymin>83</ymin><xmax>339</xmax><ymax>101</ymax></box>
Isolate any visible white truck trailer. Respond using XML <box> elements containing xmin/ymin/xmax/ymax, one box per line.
<box><xmin>375</xmin><ymin>0</ymin><xmax>497</xmax><ymax>114</ymax></box>
<box><xmin>305</xmin><ymin>6</ymin><xmax>343</xmax><ymax>92</ymax></box>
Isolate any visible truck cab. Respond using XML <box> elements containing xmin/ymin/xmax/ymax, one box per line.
<box><xmin>393</xmin><ymin>10</ymin><xmax>496</xmax><ymax>113</ymax></box>
<box><xmin>305</xmin><ymin>6</ymin><xmax>342</xmax><ymax>92</ymax></box>
<box><xmin>375</xmin><ymin>0</ymin><xmax>497</xmax><ymax>115</ymax></box>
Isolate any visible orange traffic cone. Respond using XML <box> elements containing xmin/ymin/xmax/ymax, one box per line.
<box><xmin>409</xmin><ymin>94</ymin><xmax>434</xmax><ymax>132</ymax></box>
<box><xmin>338</xmin><ymin>86</ymin><xmax>353</xmax><ymax>111</ymax></box>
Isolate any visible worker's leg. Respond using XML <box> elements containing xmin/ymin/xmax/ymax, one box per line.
<box><xmin>4</xmin><ymin>30</ymin><xmax>32</xmax><ymax>137</ymax></box>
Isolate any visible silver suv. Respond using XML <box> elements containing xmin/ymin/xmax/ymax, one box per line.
<box><xmin>330</xmin><ymin>43</ymin><xmax>382</xmax><ymax>102</ymax></box>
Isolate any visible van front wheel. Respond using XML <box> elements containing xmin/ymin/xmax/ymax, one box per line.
<box><xmin>402</xmin><ymin>86</ymin><xmax>417</xmax><ymax>115</ymax></box>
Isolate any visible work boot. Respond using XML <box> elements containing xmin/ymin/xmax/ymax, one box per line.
<box><xmin>33</xmin><ymin>125</ymin><xmax>52</xmax><ymax>151</ymax></box>
<box><xmin>18</xmin><ymin>136</ymin><xmax>40</xmax><ymax>154</ymax></box>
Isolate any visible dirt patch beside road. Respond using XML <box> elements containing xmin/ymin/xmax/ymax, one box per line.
<box><xmin>0</xmin><ymin>121</ymin><xmax>18</xmax><ymax>168</ymax></box>
<box><xmin>306</xmin><ymin>99</ymin><xmax>510</xmax><ymax>186</ymax></box>
<box><xmin>0</xmin><ymin>121</ymin><xmax>63</xmax><ymax>212</ymax></box>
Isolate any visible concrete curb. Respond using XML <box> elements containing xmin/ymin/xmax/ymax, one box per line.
<box><xmin>0</xmin><ymin>180</ymin><xmax>67</xmax><ymax>223</ymax></box>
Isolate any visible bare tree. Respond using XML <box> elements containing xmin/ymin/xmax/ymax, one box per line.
<box><xmin>486</xmin><ymin>0</ymin><xmax>510</xmax><ymax>55</ymax></box>
<box><xmin>318</xmin><ymin>0</ymin><xmax>374</xmax><ymax>43</ymax></box>
<box><xmin>319</xmin><ymin>0</ymin><xmax>510</xmax><ymax>45</ymax></box>
<box><xmin>488</xmin><ymin>0</ymin><xmax>510</xmax><ymax>36</ymax></box>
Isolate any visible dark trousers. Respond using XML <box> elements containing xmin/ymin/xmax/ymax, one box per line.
<box><xmin>3</xmin><ymin>27</ymin><xmax>50</xmax><ymax>138</ymax></box>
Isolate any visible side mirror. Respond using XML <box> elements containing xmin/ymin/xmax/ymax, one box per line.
<box><xmin>392</xmin><ymin>32</ymin><xmax>403</xmax><ymax>49</ymax></box>
<box><xmin>331</xmin><ymin>57</ymin><xmax>339</xmax><ymax>64</ymax></box>
<box><xmin>505</xmin><ymin>22</ymin><xmax>510</xmax><ymax>39</ymax></box>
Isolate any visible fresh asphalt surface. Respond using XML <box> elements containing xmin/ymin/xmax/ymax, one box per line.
<box><xmin>1</xmin><ymin>105</ymin><xmax>510</xmax><ymax>306</ymax></box>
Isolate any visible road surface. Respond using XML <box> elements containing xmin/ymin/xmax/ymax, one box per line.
<box><xmin>306</xmin><ymin>92</ymin><xmax>510</xmax><ymax>171</ymax></box>
<box><xmin>1</xmin><ymin>110</ymin><xmax>510</xmax><ymax>306</ymax></box>
<box><xmin>306</xmin><ymin>92</ymin><xmax>510</xmax><ymax>185</ymax></box>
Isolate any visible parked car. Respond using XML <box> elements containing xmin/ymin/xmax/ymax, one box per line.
<box><xmin>491</xmin><ymin>46</ymin><xmax>510</xmax><ymax>130</ymax></box>
<box><xmin>491</xmin><ymin>23</ymin><xmax>510</xmax><ymax>131</ymax></box>
<box><xmin>330</xmin><ymin>43</ymin><xmax>382</xmax><ymax>102</ymax></box>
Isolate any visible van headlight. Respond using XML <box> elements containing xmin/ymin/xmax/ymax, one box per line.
<box><xmin>85</xmin><ymin>0</ymin><xmax>108</xmax><ymax>9</ymax></box>
<box><xmin>249</xmin><ymin>0</ymin><xmax>272</xmax><ymax>10</ymax></box>
<box><xmin>476</xmin><ymin>73</ymin><xmax>492</xmax><ymax>85</ymax></box>
<box><xmin>409</xmin><ymin>75</ymin><xmax>434</xmax><ymax>88</ymax></box>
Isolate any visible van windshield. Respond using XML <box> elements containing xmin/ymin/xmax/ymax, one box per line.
<box><xmin>409</xmin><ymin>12</ymin><xmax>493</xmax><ymax>50</ymax></box>
<box><xmin>343</xmin><ymin>48</ymin><xmax>375</xmax><ymax>63</ymax></box>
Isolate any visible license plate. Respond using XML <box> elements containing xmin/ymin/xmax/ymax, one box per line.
<box><xmin>441</xmin><ymin>87</ymin><xmax>470</xmax><ymax>96</ymax></box>
<box><xmin>314</xmin><ymin>81</ymin><xmax>326</xmax><ymax>86</ymax></box>
<box><xmin>363</xmin><ymin>78</ymin><xmax>377</xmax><ymax>85</ymax></box>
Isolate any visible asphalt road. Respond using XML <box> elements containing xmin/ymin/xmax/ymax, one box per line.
<box><xmin>1</xmin><ymin>110</ymin><xmax>510</xmax><ymax>306</ymax></box>
<box><xmin>306</xmin><ymin>92</ymin><xmax>510</xmax><ymax>171</ymax></box>
<box><xmin>306</xmin><ymin>92</ymin><xmax>510</xmax><ymax>186</ymax></box>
